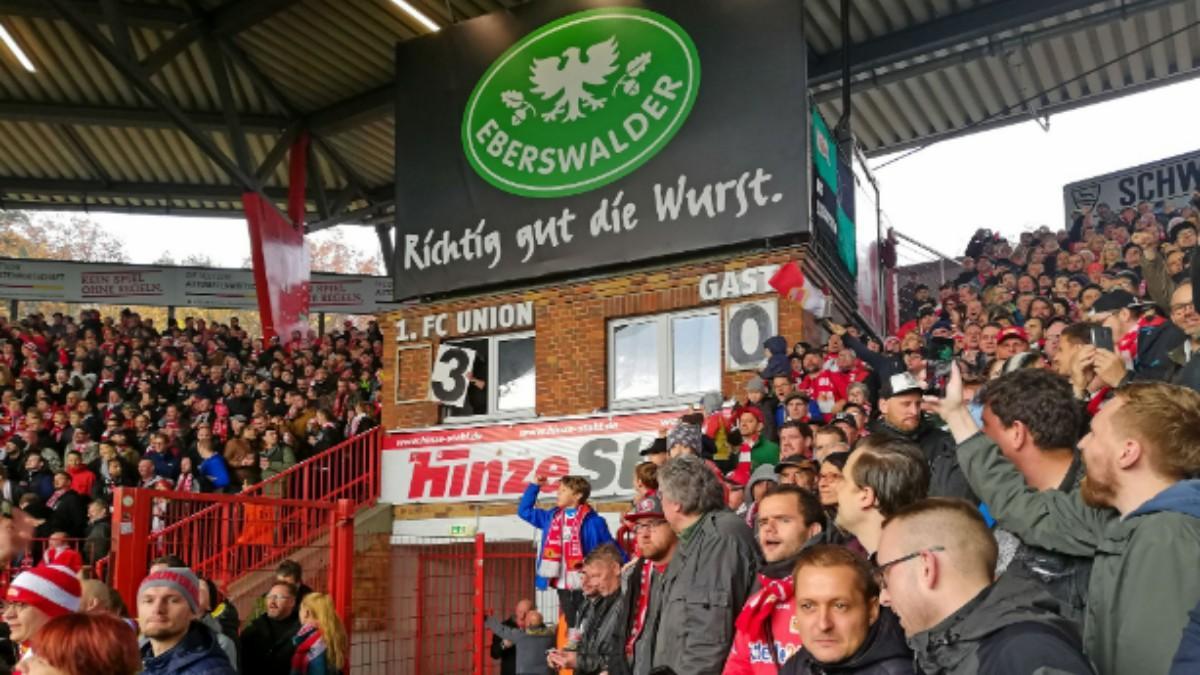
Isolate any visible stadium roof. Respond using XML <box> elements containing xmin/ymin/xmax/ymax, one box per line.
<box><xmin>0</xmin><ymin>0</ymin><xmax>1195</xmax><ymax>247</ymax></box>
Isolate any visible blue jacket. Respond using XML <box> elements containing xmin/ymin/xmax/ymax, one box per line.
<box><xmin>1172</xmin><ymin>602</ymin><xmax>1200</xmax><ymax>674</ymax></box>
<box><xmin>199</xmin><ymin>454</ymin><xmax>231</xmax><ymax>491</ymax></box>
<box><xmin>142</xmin><ymin>621</ymin><xmax>237</xmax><ymax>675</ymax></box>
<box><xmin>517</xmin><ymin>483</ymin><xmax>619</xmax><ymax>591</ymax></box>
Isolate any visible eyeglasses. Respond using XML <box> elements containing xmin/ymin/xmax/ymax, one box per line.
<box><xmin>1171</xmin><ymin>303</ymin><xmax>1197</xmax><ymax>317</ymax></box>
<box><xmin>872</xmin><ymin>546</ymin><xmax>945</xmax><ymax>589</ymax></box>
<box><xmin>633</xmin><ymin>520</ymin><xmax>668</xmax><ymax>533</ymax></box>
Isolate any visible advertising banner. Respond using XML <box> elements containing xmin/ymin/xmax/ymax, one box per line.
<box><xmin>1063</xmin><ymin>149</ymin><xmax>1200</xmax><ymax>221</ymax></box>
<box><xmin>393</xmin><ymin>0</ymin><xmax>809</xmax><ymax>299</ymax></box>
<box><xmin>0</xmin><ymin>257</ymin><xmax>391</xmax><ymax>314</ymax></box>
<box><xmin>382</xmin><ymin>410</ymin><xmax>682</xmax><ymax>503</ymax></box>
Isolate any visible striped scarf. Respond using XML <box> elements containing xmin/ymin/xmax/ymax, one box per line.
<box><xmin>290</xmin><ymin>623</ymin><xmax>330</xmax><ymax>675</ymax></box>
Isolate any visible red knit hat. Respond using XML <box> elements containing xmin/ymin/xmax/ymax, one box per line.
<box><xmin>6</xmin><ymin>564</ymin><xmax>81</xmax><ymax>618</ymax></box>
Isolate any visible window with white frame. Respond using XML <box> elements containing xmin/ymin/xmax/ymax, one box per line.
<box><xmin>608</xmin><ymin>309</ymin><xmax>720</xmax><ymax>408</ymax></box>
<box><xmin>440</xmin><ymin>331</ymin><xmax>536</xmax><ymax>421</ymax></box>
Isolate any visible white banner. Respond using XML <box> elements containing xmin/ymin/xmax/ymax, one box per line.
<box><xmin>382</xmin><ymin>410</ymin><xmax>682</xmax><ymax>504</ymax></box>
<box><xmin>1063</xmin><ymin>149</ymin><xmax>1200</xmax><ymax>220</ymax></box>
<box><xmin>0</xmin><ymin>257</ymin><xmax>395</xmax><ymax>314</ymax></box>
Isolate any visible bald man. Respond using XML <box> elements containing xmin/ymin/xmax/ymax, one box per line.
<box><xmin>491</xmin><ymin>598</ymin><xmax>534</xmax><ymax>675</ymax></box>
<box><xmin>876</xmin><ymin>499</ymin><xmax>1093</xmax><ymax>675</ymax></box>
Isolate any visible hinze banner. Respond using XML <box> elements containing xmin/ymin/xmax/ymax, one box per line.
<box><xmin>0</xmin><ymin>258</ymin><xmax>395</xmax><ymax>314</ymax></box>
<box><xmin>392</xmin><ymin>0</ymin><xmax>809</xmax><ymax>299</ymax></box>
<box><xmin>382</xmin><ymin>410</ymin><xmax>681</xmax><ymax>503</ymax></box>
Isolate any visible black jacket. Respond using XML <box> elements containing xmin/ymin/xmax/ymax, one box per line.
<box><xmin>866</xmin><ymin>416</ymin><xmax>977</xmax><ymax>504</ymax></box>
<box><xmin>781</xmin><ymin>608</ymin><xmax>912</xmax><ymax>675</ymax></box>
<box><xmin>239</xmin><ymin>612</ymin><xmax>300</xmax><ymax>675</ymax></box>
<box><xmin>576</xmin><ymin>589</ymin><xmax>627</xmax><ymax>675</ymax></box>
<box><xmin>909</xmin><ymin>575</ymin><xmax>1094</xmax><ymax>675</ymax></box>
<box><xmin>49</xmin><ymin>489</ymin><xmax>87</xmax><ymax>538</ymax></box>
<box><xmin>489</xmin><ymin>616</ymin><xmax>519</xmax><ymax>675</ymax></box>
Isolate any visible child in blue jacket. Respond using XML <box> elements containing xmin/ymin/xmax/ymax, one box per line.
<box><xmin>517</xmin><ymin>474</ymin><xmax>618</xmax><ymax>629</ymax></box>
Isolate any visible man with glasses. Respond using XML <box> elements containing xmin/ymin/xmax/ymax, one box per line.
<box><xmin>1163</xmin><ymin>281</ymin><xmax>1200</xmax><ymax>390</ymax></box>
<box><xmin>876</xmin><ymin>498</ymin><xmax>1093</xmax><ymax>675</ymax></box>
<box><xmin>239</xmin><ymin>581</ymin><xmax>300</xmax><ymax>674</ymax></box>
<box><xmin>622</xmin><ymin>494</ymin><xmax>676</xmax><ymax>675</ymax></box>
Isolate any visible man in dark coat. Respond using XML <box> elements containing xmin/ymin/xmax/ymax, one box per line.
<box><xmin>877</xmin><ymin>500</ymin><xmax>1093</xmax><ymax>675</ymax></box>
<box><xmin>239</xmin><ymin>581</ymin><xmax>300</xmax><ymax>674</ymax></box>
<box><xmin>867</xmin><ymin>373</ymin><xmax>976</xmax><ymax>503</ymax></box>
<box><xmin>546</xmin><ymin>545</ymin><xmax>627</xmax><ymax>675</ymax></box>
<box><xmin>652</xmin><ymin>455</ymin><xmax>759</xmax><ymax>674</ymax></box>
<box><xmin>46</xmin><ymin>471</ymin><xmax>87</xmax><ymax>538</ymax></box>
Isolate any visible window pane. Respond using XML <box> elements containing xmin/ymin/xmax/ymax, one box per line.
<box><xmin>497</xmin><ymin>337</ymin><xmax>536</xmax><ymax>411</ymax></box>
<box><xmin>443</xmin><ymin>338</ymin><xmax>489</xmax><ymax>419</ymax></box>
<box><xmin>613</xmin><ymin>322</ymin><xmax>659</xmax><ymax>400</ymax></box>
<box><xmin>672</xmin><ymin>314</ymin><xmax>720</xmax><ymax>395</ymax></box>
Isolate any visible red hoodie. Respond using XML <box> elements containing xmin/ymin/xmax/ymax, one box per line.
<box><xmin>67</xmin><ymin>465</ymin><xmax>96</xmax><ymax>498</ymax></box>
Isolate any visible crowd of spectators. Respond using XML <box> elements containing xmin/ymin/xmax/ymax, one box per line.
<box><xmin>494</xmin><ymin>194</ymin><xmax>1200</xmax><ymax>675</ymax></box>
<box><xmin>0</xmin><ymin>552</ymin><xmax>345</xmax><ymax>674</ymax></box>
<box><xmin>0</xmin><ymin>308</ymin><xmax>383</xmax><ymax>574</ymax></box>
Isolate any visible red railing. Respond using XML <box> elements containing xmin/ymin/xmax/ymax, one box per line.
<box><xmin>107</xmin><ymin>428</ymin><xmax>381</xmax><ymax>625</ymax></box>
<box><xmin>356</xmin><ymin>533</ymin><xmax>544</xmax><ymax>675</ymax></box>
<box><xmin>141</xmin><ymin>428</ymin><xmax>380</xmax><ymax>581</ymax></box>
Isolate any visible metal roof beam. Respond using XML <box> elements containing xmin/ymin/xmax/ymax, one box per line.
<box><xmin>0</xmin><ymin>0</ymin><xmax>189</xmax><ymax>29</ymax></box>
<box><xmin>375</xmin><ymin>224</ymin><xmax>394</xmax><ymax>277</ymax></box>
<box><xmin>810</xmin><ymin>0</ymin><xmax>1110</xmax><ymax>86</ymax></box>
<box><xmin>0</xmin><ymin>100</ymin><xmax>287</xmax><ymax>132</ymax></box>
<box><xmin>308</xmin><ymin>199</ymin><xmax>395</xmax><ymax>233</ymax></box>
<box><xmin>0</xmin><ymin>177</ymin><xmax>291</xmax><ymax>201</ymax></box>
<box><xmin>0</xmin><ymin>176</ymin><xmax>392</xmax><ymax>202</ymax></box>
<box><xmin>140</xmin><ymin>0</ymin><xmax>302</xmax><ymax>76</ymax></box>
<box><xmin>305</xmin><ymin>85</ymin><xmax>393</xmax><ymax>136</ymax></box>
<box><xmin>47</xmin><ymin>0</ymin><xmax>271</xmax><ymax>206</ymax></box>
<box><xmin>864</xmin><ymin>65</ymin><xmax>1200</xmax><ymax>158</ymax></box>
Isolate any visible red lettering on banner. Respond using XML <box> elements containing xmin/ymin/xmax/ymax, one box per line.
<box><xmin>504</xmin><ymin>459</ymin><xmax>535</xmax><ymax>493</ymax></box>
<box><xmin>449</xmin><ymin>462</ymin><xmax>468</xmax><ymax>497</ymax></box>
<box><xmin>408</xmin><ymin>448</ymin><xmax>470</xmax><ymax>499</ymax></box>
<box><xmin>537</xmin><ymin>456</ymin><xmax>570</xmax><ymax>482</ymax></box>
<box><xmin>467</xmin><ymin>460</ymin><xmax>504</xmax><ymax>496</ymax></box>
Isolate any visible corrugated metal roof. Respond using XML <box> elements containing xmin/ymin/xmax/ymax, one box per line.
<box><xmin>0</xmin><ymin>0</ymin><xmax>1196</xmax><ymax>227</ymax></box>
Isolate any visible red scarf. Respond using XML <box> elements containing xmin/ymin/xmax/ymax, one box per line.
<box><xmin>538</xmin><ymin>505</ymin><xmax>590</xmax><ymax>590</ymax></box>
<box><xmin>290</xmin><ymin>623</ymin><xmax>326</xmax><ymax>673</ymax></box>
<box><xmin>734</xmin><ymin>575</ymin><xmax>795</xmax><ymax>643</ymax></box>
<box><xmin>46</xmin><ymin>488</ymin><xmax>68</xmax><ymax>509</ymax></box>
<box><xmin>624</xmin><ymin>560</ymin><xmax>665</xmax><ymax>657</ymax></box>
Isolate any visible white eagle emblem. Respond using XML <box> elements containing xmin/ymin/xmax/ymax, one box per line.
<box><xmin>529</xmin><ymin>36</ymin><xmax>620</xmax><ymax>122</ymax></box>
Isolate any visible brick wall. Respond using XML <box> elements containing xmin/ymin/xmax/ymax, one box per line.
<box><xmin>380</xmin><ymin>245</ymin><xmax>819</xmax><ymax>431</ymax></box>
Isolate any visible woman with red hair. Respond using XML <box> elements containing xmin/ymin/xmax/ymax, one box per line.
<box><xmin>18</xmin><ymin>612</ymin><xmax>140</xmax><ymax>675</ymax></box>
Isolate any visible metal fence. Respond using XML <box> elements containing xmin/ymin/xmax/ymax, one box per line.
<box><xmin>349</xmin><ymin>534</ymin><xmax>544</xmax><ymax>675</ymax></box>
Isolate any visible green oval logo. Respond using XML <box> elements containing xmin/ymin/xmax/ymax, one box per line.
<box><xmin>462</xmin><ymin>8</ymin><xmax>701</xmax><ymax>198</ymax></box>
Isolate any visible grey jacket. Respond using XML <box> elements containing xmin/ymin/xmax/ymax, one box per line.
<box><xmin>909</xmin><ymin>573</ymin><xmax>1094</xmax><ymax>675</ymax></box>
<box><xmin>484</xmin><ymin>617</ymin><xmax>554</xmax><ymax>675</ymax></box>
<box><xmin>651</xmin><ymin>509</ymin><xmax>760</xmax><ymax>675</ymax></box>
